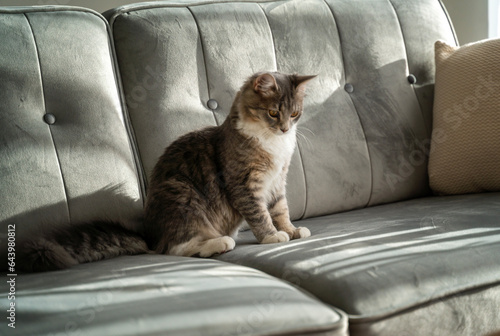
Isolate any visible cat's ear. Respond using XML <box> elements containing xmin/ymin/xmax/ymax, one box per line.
<box><xmin>253</xmin><ymin>73</ymin><xmax>278</xmax><ymax>97</ymax></box>
<box><xmin>294</xmin><ymin>75</ymin><xmax>317</xmax><ymax>95</ymax></box>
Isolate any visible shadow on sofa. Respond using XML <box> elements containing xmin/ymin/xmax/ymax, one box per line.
<box><xmin>0</xmin><ymin>184</ymin><xmax>143</xmax><ymax>271</ymax></box>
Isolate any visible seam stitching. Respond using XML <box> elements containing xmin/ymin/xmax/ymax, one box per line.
<box><xmin>387</xmin><ymin>0</ymin><xmax>430</xmax><ymax>138</ymax></box>
<box><xmin>108</xmin><ymin>17</ymin><xmax>148</xmax><ymax>203</ymax></box>
<box><xmin>187</xmin><ymin>6</ymin><xmax>219</xmax><ymax>126</ymax></box>
<box><xmin>257</xmin><ymin>3</ymin><xmax>278</xmax><ymax>70</ymax></box>
<box><xmin>107</xmin><ymin>0</ymin><xmax>289</xmax><ymax>19</ymax></box>
<box><xmin>437</xmin><ymin>0</ymin><xmax>459</xmax><ymax>45</ymax></box>
<box><xmin>322</xmin><ymin>0</ymin><xmax>373</xmax><ymax>208</ymax></box>
<box><xmin>24</xmin><ymin>13</ymin><xmax>72</xmax><ymax>222</ymax></box>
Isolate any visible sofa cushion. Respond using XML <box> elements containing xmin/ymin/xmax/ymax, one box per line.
<box><xmin>429</xmin><ymin>39</ymin><xmax>500</xmax><ymax>195</ymax></box>
<box><xmin>7</xmin><ymin>255</ymin><xmax>348</xmax><ymax>336</ymax></box>
<box><xmin>0</xmin><ymin>7</ymin><xmax>143</xmax><ymax>269</ymax></box>
<box><xmin>106</xmin><ymin>0</ymin><xmax>456</xmax><ymax>220</ymax></box>
<box><xmin>217</xmin><ymin>193</ymin><xmax>500</xmax><ymax>335</ymax></box>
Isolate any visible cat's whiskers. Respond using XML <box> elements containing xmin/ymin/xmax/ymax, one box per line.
<box><xmin>296</xmin><ymin>128</ymin><xmax>313</xmax><ymax>150</ymax></box>
<box><xmin>299</xmin><ymin>126</ymin><xmax>316</xmax><ymax>136</ymax></box>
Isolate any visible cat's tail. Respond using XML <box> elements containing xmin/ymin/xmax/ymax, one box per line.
<box><xmin>19</xmin><ymin>221</ymin><xmax>151</xmax><ymax>272</ymax></box>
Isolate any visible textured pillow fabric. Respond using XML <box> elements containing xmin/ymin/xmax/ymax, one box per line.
<box><xmin>428</xmin><ymin>39</ymin><xmax>500</xmax><ymax>195</ymax></box>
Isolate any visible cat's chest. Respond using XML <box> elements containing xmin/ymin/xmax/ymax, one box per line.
<box><xmin>257</xmin><ymin>130</ymin><xmax>296</xmax><ymax>193</ymax></box>
<box><xmin>263</xmin><ymin>134</ymin><xmax>295</xmax><ymax>173</ymax></box>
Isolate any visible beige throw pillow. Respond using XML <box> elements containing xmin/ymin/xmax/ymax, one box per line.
<box><xmin>429</xmin><ymin>39</ymin><xmax>500</xmax><ymax>195</ymax></box>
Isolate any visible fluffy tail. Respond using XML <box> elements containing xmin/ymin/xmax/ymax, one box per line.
<box><xmin>19</xmin><ymin>221</ymin><xmax>150</xmax><ymax>272</ymax></box>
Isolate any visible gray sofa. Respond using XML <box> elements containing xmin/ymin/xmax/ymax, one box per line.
<box><xmin>1</xmin><ymin>1</ymin><xmax>499</xmax><ymax>335</ymax></box>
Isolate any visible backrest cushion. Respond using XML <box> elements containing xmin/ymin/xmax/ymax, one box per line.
<box><xmin>0</xmin><ymin>7</ymin><xmax>143</xmax><ymax>252</ymax></box>
<box><xmin>107</xmin><ymin>0</ymin><xmax>456</xmax><ymax>220</ymax></box>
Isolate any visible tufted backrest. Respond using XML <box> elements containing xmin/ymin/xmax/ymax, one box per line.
<box><xmin>0</xmin><ymin>7</ymin><xmax>143</xmax><ymax>250</ymax></box>
<box><xmin>107</xmin><ymin>0</ymin><xmax>456</xmax><ymax>220</ymax></box>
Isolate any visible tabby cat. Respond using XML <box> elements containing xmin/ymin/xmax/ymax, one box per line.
<box><xmin>21</xmin><ymin>72</ymin><xmax>315</xmax><ymax>272</ymax></box>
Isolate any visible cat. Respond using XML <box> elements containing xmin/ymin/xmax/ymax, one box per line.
<box><xmin>20</xmin><ymin>71</ymin><xmax>315</xmax><ymax>272</ymax></box>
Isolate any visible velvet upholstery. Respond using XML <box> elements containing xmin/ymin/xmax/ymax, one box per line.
<box><xmin>5</xmin><ymin>255</ymin><xmax>348</xmax><ymax>336</ymax></box>
<box><xmin>107</xmin><ymin>0</ymin><xmax>457</xmax><ymax>220</ymax></box>
<box><xmin>106</xmin><ymin>2</ymin><xmax>500</xmax><ymax>334</ymax></box>
<box><xmin>1</xmin><ymin>1</ymin><xmax>498</xmax><ymax>336</ymax></box>
<box><xmin>217</xmin><ymin>193</ymin><xmax>500</xmax><ymax>335</ymax></box>
<box><xmin>0</xmin><ymin>7</ymin><xmax>143</xmax><ymax>263</ymax></box>
<box><xmin>0</xmin><ymin>6</ymin><xmax>350</xmax><ymax>336</ymax></box>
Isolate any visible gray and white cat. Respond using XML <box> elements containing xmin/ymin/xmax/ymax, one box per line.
<box><xmin>21</xmin><ymin>72</ymin><xmax>315</xmax><ymax>272</ymax></box>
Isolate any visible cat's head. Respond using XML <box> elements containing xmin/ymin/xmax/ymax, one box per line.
<box><xmin>237</xmin><ymin>72</ymin><xmax>316</xmax><ymax>137</ymax></box>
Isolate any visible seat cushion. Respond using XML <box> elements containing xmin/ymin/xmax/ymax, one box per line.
<box><xmin>8</xmin><ymin>255</ymin><xmax>348</xmax><ymax>336</ymax></box>
<box><xmin>218</xmin><ymin>193</ymin><xmax>500</xmax><ymax>335</ymax></box>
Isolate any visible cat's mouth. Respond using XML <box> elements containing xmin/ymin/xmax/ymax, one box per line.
<box><xmin>271</xmin><ymin>127</ymin><xmax>291</xmax><ymax>136</ymax></box>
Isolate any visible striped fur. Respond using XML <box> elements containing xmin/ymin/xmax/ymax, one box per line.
<box><xmin>145</xmin><ymin>72</ymin><xmax>315</xmax><ymax>256</ymax></box>
<box><xmin>21</xmin><ymin>72</ymin><xmax>315</xmax><ymax>272</ymax></box>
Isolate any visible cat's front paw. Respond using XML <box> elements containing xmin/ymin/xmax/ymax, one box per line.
<box><xmin>292</xmin><ymin>227</ymin><xmax>311</xmax><ymax>240</ymax></box>
<box><xmin>261</xmin><ymin>231</ymin><xmax>290</xmax><ymax>244</ymax></box>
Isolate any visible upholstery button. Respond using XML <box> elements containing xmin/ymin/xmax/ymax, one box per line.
<box><xmin>344</xmin><ymin>83</ymin><xmax>354</xmax><ymax>93</ymax></box>
<box><xmin>207</xmin><ymin>99</ymin><xmax>218</xmax><ymax>110</ymax></box>
<box><xmin>407</xmin><ymin>74</ymin><xmax>417</xmax><ymax>84</ymax></box>
<box><xmin>43</xmin><ymin>113</ymin><xmax>56</xmax><ymax>125</ymax></box>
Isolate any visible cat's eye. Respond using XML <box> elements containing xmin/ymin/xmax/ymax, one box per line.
<box><xmin>268</xmin><ymin>110</ymin><xmax>279</xmax><ymax>118</ymax></box>
<box><xmin>291</xmin><ymin>111</ymin><xmax>299</xmax><ymax>118</ymax></box>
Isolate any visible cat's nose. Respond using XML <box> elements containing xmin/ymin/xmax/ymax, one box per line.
<box><xmin>281</xmin><ymin>128</ymin><xmax>289</xmax><ymax>133</ymax></box>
